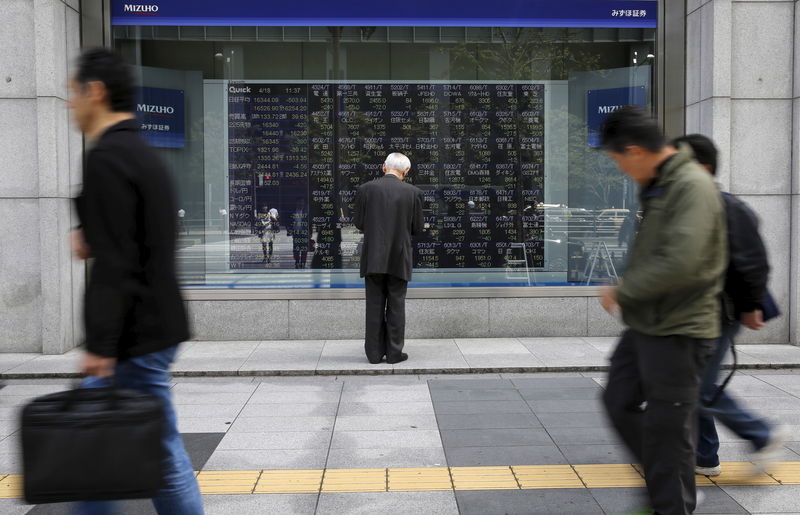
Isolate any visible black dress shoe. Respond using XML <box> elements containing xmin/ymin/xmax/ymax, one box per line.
<box><xmin>367</xmin><ymin>355</ymin><xmax>386</xmax><ymax>365</ymax></box>
<box><xmin>386</xmin><ymin>353</ymin><xmax>408</xmax><ymax>364</ymax></box>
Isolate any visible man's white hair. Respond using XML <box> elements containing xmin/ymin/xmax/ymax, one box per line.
<box><xmin>384</xmin><ymin>152</ymin><xmax>411</xmax><ymax>173</ymax></box>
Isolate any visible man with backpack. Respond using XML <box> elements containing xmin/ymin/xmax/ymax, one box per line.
<box><xmin>672</xmin><ymin>134</ymin><xmax>788</xmax><ymax>477</ymax></box>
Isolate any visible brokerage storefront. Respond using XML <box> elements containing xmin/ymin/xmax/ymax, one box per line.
<box><xmin>83</xmin><ymin>0</ymin><xmax>682</xmax><ymax>340</ymax></box>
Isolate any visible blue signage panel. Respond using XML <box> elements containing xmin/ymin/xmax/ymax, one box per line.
<box><xmin>586</xmin><ymin>86</ymin><xmax>648</xmax><ymax>147</ymax></box>
<box><xmin>135</xmin><ymin>86</ymin><xmax>185</xmax><ymax>149</ymax></box>
<box><xmin>111</xmin><ymin>0</ymin><xmax>657</xmax><ymax>28</ymax></box>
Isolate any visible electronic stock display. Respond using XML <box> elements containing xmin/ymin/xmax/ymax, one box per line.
<box><xmin>227</xmin><ymin>83</ymin><xmax>545</xmax><ymax>271</ymax></box>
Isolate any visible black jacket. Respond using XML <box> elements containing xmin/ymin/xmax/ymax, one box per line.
<box><xmin>721</xmin><ymin>192</ymin><xmax>770</xmax><ymax>318</ymax></box>
<box><xmin>75</xmin><ymin>119</ymin><xmax>189</xmax><ymax>359</ymax></box>
<box><xmin>353</xmin><ymin>174</ymin><xmax>424</xmax><ymax>282</ymax></box>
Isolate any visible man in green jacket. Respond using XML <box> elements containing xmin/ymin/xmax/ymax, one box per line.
<box><xmin>598</xmin><ymin>106</ymin><xmax>726</xmax><ymax>515</ymax></box>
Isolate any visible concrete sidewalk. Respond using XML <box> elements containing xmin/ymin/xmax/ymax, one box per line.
<box><xmin>2</xmin><ymin>338</ymin><xmax>800</xmax><ymax>378</ymax></box>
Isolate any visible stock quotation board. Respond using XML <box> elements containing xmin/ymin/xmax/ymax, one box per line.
<box><xmin>227</xmin><ymin>83</ymin><xmax>545</xmax><ymax>270</ymax></box>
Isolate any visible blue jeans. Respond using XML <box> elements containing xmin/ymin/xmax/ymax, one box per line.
<box><xmin>697</xmin><ymin>322</ymin><xmax>771</xmax><ymax>468</ymax></box>
<box><xmin>77</xmin><ymin>346</ymin><xmax>204</xmax><ymax>515</ymax></box>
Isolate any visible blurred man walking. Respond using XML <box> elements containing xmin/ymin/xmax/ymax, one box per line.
<box><xmin>69</xmin><ymin>48</ymin><xmax>203</xmax><ymax>514</ymax></box>
<box><xmin>598</xmin><ymin>107</ymin><xmax>726</xmax><ymax>515</ymax></box>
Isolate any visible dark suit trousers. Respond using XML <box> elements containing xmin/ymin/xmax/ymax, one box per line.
<box><xmin>364</xmin><ymin>274</ymin><xmax>408</xmax><ymax>363</ymax></box>
<box><xmin>602</xmin><ymin>329</ymin><xmax>714</xmax><ymax>515</ymax></box>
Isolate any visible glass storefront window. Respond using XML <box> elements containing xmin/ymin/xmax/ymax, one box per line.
<box><xmin>111</xmin><ymin>1</ymin><xmax>657</xmax><ymax>289</ymax></box>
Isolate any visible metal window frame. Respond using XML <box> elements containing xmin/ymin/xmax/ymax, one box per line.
<box><xmin>87</xmin><ymin>0</ymin><xmax>684</xmax><ymax>301</ymax></box>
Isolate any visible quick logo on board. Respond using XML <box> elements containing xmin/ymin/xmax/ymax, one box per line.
<box><xmin>122</xmin><ymin>4</ymin><xmax>159</xmax><ymax>14</ymax></box>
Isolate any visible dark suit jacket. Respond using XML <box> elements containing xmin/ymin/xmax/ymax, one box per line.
<box><xmin>353</xmin><ymin>174</ymin><xmax>424</xmax><ymax>282</ymax></box>
<box><xmin>75</xmin><ymin>119</ymin><xmax>190</xmax><ymax>360</ymax></box>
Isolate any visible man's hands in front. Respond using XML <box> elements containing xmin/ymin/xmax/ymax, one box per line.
<box><xmin>599</xmin><ymin>286</ymin><xmax>620</xmax><ymax>316</ymax></box>
<box><xmin>70</xmin><ymin>229</ymin><xmax>91</xmax><ymax>260</ymax></box>
<box><xmin>81</xmin><ymin>352</ymin><xmax>116</xmax><ymax>378</ymax></box>
<box><xmin>741</xmin><ymin>310</ymin><xmax>765</xmax><ymax>331</ymax></box>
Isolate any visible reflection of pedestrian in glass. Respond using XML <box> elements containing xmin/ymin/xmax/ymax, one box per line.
<box><xmin>618</xmin><ymin>209</ymin><xmax>639</xmax><ymax>247</ymax></box>
<box><xmin>289</xmin><ymin>197</ymin><xmax>309</xmax><ymax>269</ymax></box>
<box><xmin>597</xmin><ymin>106</ymin><xmax>726</xmax><ymax>515</ymax></box>
<box><xmin>256</xmin><ymin>206</ymin><xmax>279</xmax><ymax>263</ymax></box>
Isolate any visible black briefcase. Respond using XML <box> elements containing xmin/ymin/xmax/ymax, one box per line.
<box><xmin>21</xmin><ymin>387</ymin><xmax>166</xmax><ymax>504</ymax></box>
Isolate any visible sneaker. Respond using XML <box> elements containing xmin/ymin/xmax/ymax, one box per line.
<box><xmin>695</xmin><ymin>464</ymin><xmax>721</xmax><ymax>477</ymax></box>
<box><xmin>752</xmin><ymin>425</ymin><xmax>790</xmax><ymax>473</ymax></box>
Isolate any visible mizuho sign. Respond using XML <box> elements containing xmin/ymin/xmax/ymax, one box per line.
<box><xmin>137</xmin><ymin>104</ymin><xmax>174</xmax><ymax>115</ymax></box>
<box><xmin>123</xmin><ymin>4</ymin><xmax>159</xmax><ymax>13</ymax></box>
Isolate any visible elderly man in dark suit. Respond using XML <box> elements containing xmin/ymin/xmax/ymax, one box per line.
<box><xmin>354</xmin><ymin>152</ymin><xmax>424</xmax><ymax>364</ymax></box>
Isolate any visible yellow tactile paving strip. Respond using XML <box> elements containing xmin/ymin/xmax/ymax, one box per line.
<box><xmin>2</xmin><ymin>462</ymin><xmax>800</xmax><ymax>498</ymax></box>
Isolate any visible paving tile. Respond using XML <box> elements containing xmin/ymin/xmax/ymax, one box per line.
<box><xmin>520</xmin><ymin>340</ymin><xmax>608</xmax><ymax>367</ymax></box>
<box><xmin>337</xmin><ymin>402</ymin><xmax>435</xmax><ymax>416</ymax></box>
<box><xmin>547</xmin><ymin>426</ymin><xmax>622</xmax><ymax>446</ymax></box>
<box><xmin>535</xmin><ymin>412</ymin><xmax>611</xmax><ymax>429</ymax></box>
<box><xmin>427</xmin><ymin>379</ymin><xmax>515</xmax><ymax>390</ymax></box>
<box><xmin>720</xmin><ymin>485</ymin><xmax>800</xmax><ymax>513</ymax></box>
<box><xmin>27</xmin><ymin>500</ymin><xmax>153</xmax><ymax>514</ymax></box>
<box><xmin>316</xmin><ymin>492</ymin><xmax>459</xmax><ymax>515</ymax></box>
<box><xmin>171</xmin><ymin>357</ymin><xmax>248</xmax><ymax>373</ymax></box>
<box><xmin>0</xmin><ymin>408</ymin><xmax>20</xmax><ymax>421</ymax></box>
<box><xmin>454</xmin><ymin>339</ymin><xmax>529</xmax><ymax>355</ymax></box>
<box><xmin>252</xmin><ymin>377</ymin><xmax>340</xmax><ymax>390</ymax></box>
<box><xmin>0</xmin><ymin>499</ymin><xmax>31</xmax><ymax>514</ymax></box>
<box><xmin>183</xmin><ymin>433</ymin><xmax>226</xmax><ymax>470</ymax></box>
<box><xmin>517</xmin><ymin>387</ymin><xmax>603</xmax><ymax>401</ymax></box>
<box><xmin>445</xmin><ymin>445</ymin><xmax>568</xmax><ymax>467</ymax></box>
<box><xmin>216</xmin><ymin>431</ymin><xmax>331</xmax><ymax>450</ymax></box>
<box><xmin>317</xmin><ymin>341</ymin><xmax>383</xmax><ymax>371</ymax></box>
<box><xmin>558</xmin><ymin>444</ymin><xmax>636</xmax><ymax>465</ymax></box>
<box><xmin>202</xmin><ymin>493</ymin><xmax>317</xmax><ymax>515</ymax></box>
<box><xmin>228</xmin><ymin>416</ymin><xmax>335</xmax><ymax>433</ymax></box>
<box><xmin>585</xmin><ymin>486</ymin><xmax>650</xmax><ymax>514</ymax></box>
<box><xmin>178</xmin><ymin>342</ymin><xmax>260</xmax><ymax>357</ymax></box>
<box><xmin>435</xmin><ymin>413</ymin><xmax>542</xmax><ymax>430</ymax></box>
<box><xmin>339</xmin><ymin>376</ymin><xmax>428</xmax><ymax>389</ymax></box>
<box><xmin>333</xmin><ymin>415</ymin><xmax>439</xmax><ymax>431</ymax></box>
<box><xmin>340</xmin><ymin>390</ymin><xmax>431</xmax><ymax>403</ymax></box>
<box><xmin>4</xmin><ymin>355</ymin><xmax>79</xmax><ymax>375</ymax></box>
<box><xmin>248</xmin><ymin>390</ymin><xmax>342</xmax><ymax>404</ymax></box>
<box><xmin>341</xmin><ymin>383</ymin><xmax>430</xmax><ymax>394</ymax></box>
<box><xmin>171</xmin><ymin>382</ymin><xmax>257</xmax><ymax>394</ymax></box>
<box><xmin>712</xmin><ymin>442</ymin><xmax>800</xmax><ymax>462</ymax></box>
<box><xmin>455</xmin><ymin>489</ymin><xmax>604</xmax><ymax>515</ymax></box>
<box><xmin>177</xmin><ymin>418</ymin><xmax>236</xmax><ymax>434</ymax></box>
<box><xmin>432</xmin><ymin>401</ymin><xmax>532</xmax><ymax>415</ymax></box>
<box><xmin>0</xmin><ymin>385</ymin><xmax>66</xmax><ymax>397</ymax></box>
<box><xmin>500</xmin><ymin>372</ymin><xmax>586</xmax><ymax>379</ymax></box>
<box><xmin>172</xmin><ymin>392</ymin><xmax>254</xmax><ymax>405</ymax></box>
<box><xmin>389</xmin><ymin>341</ymin><xmax>469</xmax><ymax>372</ymax></box>
<box><xmin>510</xmin><ymin>377</ymin><xmax>601</xmax><ymax>389</ymax></box>
<box><xmin>203</xmin><ymin>449</ymin><xmax>327</xmax><ymax>470</ymax></box>
<box><xmin>737</xmin><ymin>345</ymin><xmax>800</xmax><ymax>365</ymax></box>
<box><xmin>326</xmin><ymin>448</ymin><xmax>448</xmax><ymax>469</ymax></box>
<box><xmin>239</xmin><ymin>340</ymin><xmax>325</xmax><ymax>372</ymax></box>
<box><xmin>175</xmin><ymin>404</ymin><xmax>244</xmax><ymax>419</ymax></box>
<box><xmin>237</xmin><ymin>402</ymin><xmax>339</xmax><ymax>418</ymax></box>
<box><xmin>460</xmin><ymin>355</ymin><xmax>546</xmax><ymax>369</ymax></box>
<box><xmin>526</xmin><ymin>399</ymin><xmax>604</xmax><ymax>413</ymax></box>
<box><xmin>429</xmin><ymin>389</ymin><xmax>523</xmax><ymax>402</ymax></box>
<box><xmin>330</xmin><ymin>430</ymin><xmax>443</xmax><ymax>449</ymax></box>
<box><xmin>440</xmin><ymin>428</ymin><xmax>553</xmax><ymax>448</ymax></box>
<box><xmin>172</xmin><ymin>377</ymin><xmax>255</xmax><ymax>385</ymax></box>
